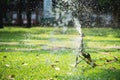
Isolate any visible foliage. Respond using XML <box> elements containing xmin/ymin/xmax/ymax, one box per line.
<box><xmin>98</xmin><ymin>0</ymin><xmax>109</xmax><ymax>5</ymax></box>
<box><xmin>98</xmin><ymin>0</ymin><xmax>120</xmax><ymax>10</ymax></box>
<box><xmin>98</xmin><ymin>0</ymin><xmax>120</xmax><ymax>27</ymax></box>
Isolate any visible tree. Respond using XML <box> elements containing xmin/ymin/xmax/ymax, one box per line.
<box><xmin>26</xmin><ymin>0</ymin><xmax>39</xmax><ymax>27</ymax></box>
<box><xmin>35</xmin><ymin>0</ymin><xmax>42</xmax><ymax>25</ymax></box>
<box><xmin>0</xmin><ymin>0</ymin><xmax>10</xmax><ymax>28</ymax></box>
<box><xmin>0</xmin><ymin>0</ymin><xmax>4</xmax><ymax>28</ymax></box>
<box><xmin>109</xmin><ymin>0</ymin><xmax>120</xmax><ymax>28</ymax></box>
<box><xmin>26</xmin><ymin>0</ymin><xmax>32</xmax><ymax>28</ymax></box>
<box><xmin>98</xmin><ymin>0</ymin><xmax>120</xmax><ymax>27</ymax></box>
<box><xmin>16</xmin><ymin>0</ymin><xmax>23</xmax><ymax>26</ymax></box>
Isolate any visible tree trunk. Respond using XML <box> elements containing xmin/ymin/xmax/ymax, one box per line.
<box><xmin>110</xmin><ymin>0</ymin><xmax>120</xmax><ymax>28</ymax></box>
<box><xmin>112</xmin><ymin>10</ymin><xmax>120</xmax><ymax>28</ymax></box>
<box><xmin>35</xmin><ymin>8</ymin><xmax>39</xmax><ymax>25</ymax></box>
<box><xmin>0</xmin><ymin>10</ymin><xmax>3</xmax><ymax>28</ymax></box>
<box><xmin>17</xmin><ymin>11</ymin><xmax>22</xmax><ymax>26</ymax></box>
<box><xmin>17</xmin><ymin>0</ymin><xmax>23</xmax><ymax>26</ymax></box>
<box><xmin>26</xmin><ymin>0</ymin><xmax>31</xmax><ymax>28</ymax></box>
<box><xmin>26</xmin><ymin>10</ymin><xmax>31</xmax><ymax>28</ymax></box>
<box><xmin>0</xmin><ymin>0</ymin><xmax>4</xmax><ymax>28</ymax></box>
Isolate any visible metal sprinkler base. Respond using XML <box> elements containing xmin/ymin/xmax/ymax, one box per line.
<box><xmin>75</xmin><ymin>52</ymin><xmax>96</xmax><ymax>68</ymax></box>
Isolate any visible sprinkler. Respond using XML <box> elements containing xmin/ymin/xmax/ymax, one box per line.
<box><xmin>73</xmin><ymin>18</ymin><xmax>96</xmax><ymax>67</ymax></box>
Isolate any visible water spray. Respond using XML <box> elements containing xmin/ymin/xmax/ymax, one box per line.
<box><xmin>73</xmin><ymin>18</ymin><xmax>96</xmax><ymax>67</ymax></box>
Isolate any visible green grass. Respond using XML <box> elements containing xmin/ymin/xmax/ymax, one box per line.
<box><xmin>0</xmin><ymin>27</ymin><xmax>120</xmax><ymax>80</ymax></box>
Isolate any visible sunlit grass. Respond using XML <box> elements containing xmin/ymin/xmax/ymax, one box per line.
<box><xmin>0</xmin><ymin>27</ymin><xmax>120</xmax><ymax>80</ymax></box>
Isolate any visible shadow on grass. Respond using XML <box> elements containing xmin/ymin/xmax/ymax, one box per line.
<box><xmin>57</xmin><ymin>68</ymin><xmax>120</xmax><ymax>80</ymax></box>
<box><xmin>0</xmin><ymin>32</ymin><xmax>49</xmax><ymax>42</ymax></box>
<box><xmin>0</xmin><ymin>31</ymin><xmax>27</xmax><ymax>42</ymax></box>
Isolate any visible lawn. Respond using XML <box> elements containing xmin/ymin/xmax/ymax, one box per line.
<box><xmin>0</xmin><ymin>27</ymin><xmax>120</xmax><ymax>80</ymax></box>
